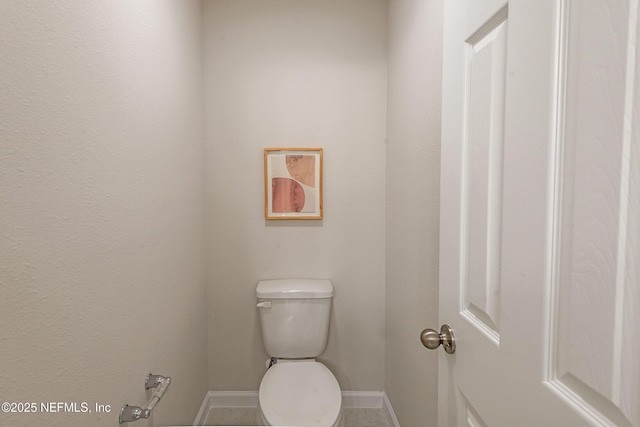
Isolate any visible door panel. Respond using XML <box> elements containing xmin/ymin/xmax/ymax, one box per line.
<box><xmin>545</xmin><ymin>2</ymin><xmax>640</xmax><ymax>426</ymax></box>
<box><xmin>461</xmin><ymin>5</ymin><xmax>507</xmax><ymax>342</ymax></box>
<box><xmin>461</xmin><ymin>393</ymin><xmax>490</xmax><ymax>427</ymax></box>
<box><xmin>439</xmin><ymin>0</ymin><xmax>640</xmax><ymax>426</ymax></box>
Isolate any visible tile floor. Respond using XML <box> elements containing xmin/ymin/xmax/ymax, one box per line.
<box><xmin>204</xmin><ymin>407</ymin><xmax>392</xmax><ymax>426</ymax></box>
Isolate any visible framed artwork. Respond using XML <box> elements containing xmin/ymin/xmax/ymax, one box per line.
<box><xmin>264</xmin><ymin>148</ymin><xmax>323</xmax><ymax>220</ymax></box>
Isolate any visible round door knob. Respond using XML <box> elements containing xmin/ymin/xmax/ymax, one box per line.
<box><xmin>420</xmin><ymin>324</ymin><xmax>455</xmax><ymax>354</ymax></box>
<box><xmin>420</xmin><ymin>329</ymin><xmax>442</xmax><ymax>349</ymax></box>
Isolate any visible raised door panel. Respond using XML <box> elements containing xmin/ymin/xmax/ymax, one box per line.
<box><xmin>545</xmin><ymin>1</ymin><xmax>640</xmax><ymax>426</ymax></box>
<box><xmin>460</xmin><ymin>393</ymin><xmax>489</xmax><ymax>427</ymax></box>
<box><xmin>460</xmin><ymin>6</ymin><xmax>508</xmax><ymax>345</ymax></box>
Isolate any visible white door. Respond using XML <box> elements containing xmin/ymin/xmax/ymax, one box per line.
<box><xmin>437</xmin><ymin>0</ymin><xmax>640</xmax><ymax>426</ymax></box>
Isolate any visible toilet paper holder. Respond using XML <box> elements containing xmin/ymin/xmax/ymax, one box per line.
<box><xmin>119</xmin><ymin>373</ymin><xmax>172</xmax><ymax>424</ymax></box>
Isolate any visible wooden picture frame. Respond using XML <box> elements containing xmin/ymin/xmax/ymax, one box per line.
<box><xmin>264</xmin><ymin>148</ymin><xmax>323</xmax><ymax>220</ymax></box>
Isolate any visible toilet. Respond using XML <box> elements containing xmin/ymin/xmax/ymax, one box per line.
<box><xmin>256</xmin><ymin>279</ymin><xmax>344</xmax><ymax>427</ymax></box>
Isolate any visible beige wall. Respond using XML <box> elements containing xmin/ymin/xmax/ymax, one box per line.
<box><xmin>203</xmin><ymin>0</ymin><xmax>388</xmax><ymax>391</ymax></box>
<box><xmin>1</xmin><ymin>1</ymin><xmax>444</xmax><ymax>424</ymax></box>
<box><xmin>385</xmin><ymin>0</ymin><xmax>443</xmax><ymax>425</ymax></box>
<box><xmin>0</xmin><ymin>1</ymin><xmax>208</xmax><ymax>426</ymax></box>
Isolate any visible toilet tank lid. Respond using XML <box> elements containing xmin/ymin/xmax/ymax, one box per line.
<box><xmin>256</xmin><ymin>279</ymin><xmax>333</xmax><ymax>299</ymax></box>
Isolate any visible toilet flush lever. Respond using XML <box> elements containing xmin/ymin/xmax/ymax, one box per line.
<box><xmin>256</xmin><ymin>301</ymin><xmax>272</xmax><ymax>309</ymax></box>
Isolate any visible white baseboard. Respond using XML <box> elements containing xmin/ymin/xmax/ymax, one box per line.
<box><xmin>193</xmin><ymin>390</ymin><xmax>400</xmax><ymax>426</ymax></box>
<box><xmin>382</xmin><ymin>392</ymin><xmax>401</xmax><ymax>427</ymax></box>
<box><xmin>341</xmin><ymin>391</ymin><xmax>384</xmax><ymax>408</ymax></box>
<box><xmin>193</xmin><ymin>391</ymin><xmax>257</xmax><ymax>425</ymax></box>
<box><xmin>192</xmin><ymin>392</ymin><xmax>213</xmax><ymax>425</ymax></box>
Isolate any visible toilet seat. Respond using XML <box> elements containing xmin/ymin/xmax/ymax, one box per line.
<box><xmin>258</xmin><ymin>360</ymin><xmax>342</xmax><ymax>427</ymax></box>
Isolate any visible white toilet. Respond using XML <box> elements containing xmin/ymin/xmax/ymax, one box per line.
<box><xmin>256</xmin><ymin>279</ymin><xmax>344</xmax><ymax>427</ymax></box>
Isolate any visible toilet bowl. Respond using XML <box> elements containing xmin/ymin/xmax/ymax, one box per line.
<box><xmin>256</xmin><ymin>279</ymin><xmax>343</xmax><ymax>427</ymax></box>
<box><xmin>257</xmin><ymin>360</ymin><xmax>343</xmax><ymax>427</ymax></box>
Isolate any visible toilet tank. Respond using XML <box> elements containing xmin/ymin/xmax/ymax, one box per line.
<box><xmin>256</xmin><ymin>279</ymin><xmax>333</xmax><ymax>359</ymax></box>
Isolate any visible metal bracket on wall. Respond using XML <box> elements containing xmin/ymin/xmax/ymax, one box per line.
<box><xmin>119</xmin><ymin>373</ymin><xmax>172</xmax><ymax>424</ymax></box>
